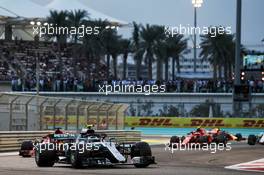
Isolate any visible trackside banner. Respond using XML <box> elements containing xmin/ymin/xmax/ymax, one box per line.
<box><xmin>125</xmin><ymin>117</ymin><xmax>264</xmax><ymax>128</ymax></box>
<box><xmin>42</xmin><ymin>116</ymin><xmax>120</xmax><ymax>126</ymax></box>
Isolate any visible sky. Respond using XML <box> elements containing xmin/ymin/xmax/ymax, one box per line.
<box><xmin>80</xmin><ymin>0</ymin><xmax>264</xmax><ymax>48</ymax></box>
<box><xmin>3</xmin><ymin>0</ymin><xmax>264</xmax><ymax>48</ymax></box>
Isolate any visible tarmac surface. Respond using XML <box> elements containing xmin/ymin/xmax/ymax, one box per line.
<box><xmin>0</xmin><ymin>142</ymin><xmax>263</xmax><ymax>175</ymax></box>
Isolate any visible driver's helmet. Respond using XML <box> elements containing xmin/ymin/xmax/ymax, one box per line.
<box><xmin>196</xmin><ymin>127</ymin><xmax>206</xmax><ymax>135</ymax></box>
<box><xmin>86</xmin><ymin>124</ymin><xmax>94</xmax><ymax>129</ymax></box>
<box><xmin>85</xmin><ymin>124</ymin><xmax>95</xmax><ymax>135</ymax></box>
<box><xmin>196</xmin><ymin>127</ymin><xmax>202</xmax><ymax>132</ymax></box>
<box><xmin>54</xmin><ymin>128</ymin><xmax>63</xmax><ymax>134</ymax></box>
<box><xmin>212</xmin><ymin>128</ymin><xmax>220</xmax><ymax>133</ymax></box>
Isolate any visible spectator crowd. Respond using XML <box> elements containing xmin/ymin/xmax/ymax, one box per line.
<box><xmin>1</xmin><ymin>40</ymin><xmax>264</xmax><ymax>93</ymax></box>
<box><xmin>10</xmin><ymin>77</ymin><xmax>264</xmax><ymax>93</ymax></box>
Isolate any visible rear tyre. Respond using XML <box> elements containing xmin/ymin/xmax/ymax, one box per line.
<box><xmin>170</xmin><ymin>136</ymin><xmax>180</xmax><ymax>147</ymax></box>
<box><xmin>181</xmin><ymin>136</ymin><xmax>186</xmax><ymax>142</ymax></box>
<box><xmin>20</xmin><ymin>141</ymin><xmax>33</xmax><ymax>157</ymax></box>
<box><xmin>247</xmin><ymin>135</ymin><xmax>257</xmax><ymax>145</ymax></box>
<box><xmin>21</xmin><ymin>141</ymin><xmax>33</xmax><ymax>150</ymax></box>
<box><xmin>35</xmin><ymin>147</ymin><xmax>56</xmax><ymax>167</ymax></box>
<box><xmin>216</xmin><ymin>134</ymin><xmax>228</xmax><ymax>146</ymax></box>
<box><xmin>198</xmin><ymin>136</ymin><xmax>209</xmax><ymax>144</ymax></box>
<box><xmin>71</xmin><ymin>151</ymin><xmax>84</xmax><ymax>169</ymax></box>
<box><xmin>131</xmin><ymin>142</ymin><xmax>152</xmax><ymax>168</ymax></box>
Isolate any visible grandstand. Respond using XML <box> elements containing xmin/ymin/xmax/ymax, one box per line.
<box><xmin>0</xmin><ymin>0</ymin><xmax>127</xmax><ymax>90</ymax></box>
<box><xmin>0</xmin><ymin>40</ymin><xmax>108</xmax><ymax>88</ymax></box>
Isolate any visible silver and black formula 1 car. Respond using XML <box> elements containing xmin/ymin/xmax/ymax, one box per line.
<box><xmin>247</xmin><ymin>133</ymin><xmax>264</xmax><ymax>145</ymax></box>
<box><xmin>34</xmin><ymin>130</ymin><xmax>155</xmax><ymax>168</ymax></box>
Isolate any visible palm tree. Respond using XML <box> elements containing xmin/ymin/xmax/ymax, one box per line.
<box><xmin>47</xmin><ymin>10</ymin><xmax>69</xmax><ymax>45</ymax></box>
<box><xmin>109</xmin><ymin>36</ymin><xmax>122</xmax><ymax>80</ymax></box>
<box><xmin>131</xmin><ymin>22</ymin><xmax>143</xmax><ymax>80</ymax></box>
<box><xmin>47</xmin><ymin>10</ymin><xmax>69</xmax><ymax>74</ymax></box>
<box><xmin>120</xmin><ymin>39</ymin><xmax>131</xmax><ymax>79</ymax></box>
<box><xmin>152</xmin><ymin>26</ymin><xmax>168</xmax><ymax>81</ymax></box>
<box><xmin>220</xmin><ymin>34</ymin><xmax>236</xmax><ymax>80</ymax></box>
<box><xmin>100</xmin><ymin>24</ymin><xmax>121</xmax><ymax>80</ymax></box>
<box><xmin>82</xmin><ymin>20</ymin><xmax>108</xmax><ymax>79</ymax></box>
<box><xmin>148</xmin><ymin>25</ymin><xmax>187</xmax><ymax>81</ymax></box>
<box><xmin>219</xmin><ymin>34</ymin><xmax>245</xmax><ymax>80</ymax></box>
<box><xmin>200</xmin><ymin>33</ymin><xmax>218</xmax><ymax>80</ymax></box>
<box><xmin>200</xmin><ymin>27</ymin><xmax>236</xmax><ymax>80</ymax></box>
<box><xmin>166</xmin><ymin>35</ymin><xmax>188</xmax><ymax>80</ymax></box>
<box><xmin>68</xmin><ymin>9</ymin><xmax>89</xmax><ymax>43</ymax></box>
<box><xmin>140</xmin><ymin>24</ymin><xmax>164</xmax><ymax>80</ymax></box>
<box><xmin>154</xmin><ymin>40</ymin><xmax>167</xmax><ymax>81</ymax></box>
<box><xmin>68</xmin><ymin>10</ymin><xmax>88</xmax><ymax>77</ymax></box>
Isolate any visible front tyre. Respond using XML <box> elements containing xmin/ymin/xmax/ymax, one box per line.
<box><xmin>247</xmin><ymin>135</ymin><xmax>257</xmax><ymax>145</ymax></box>
<box><xmin>131</xmin><ymin>142</ymin><xmax>153</xmax><ymax>168</ymax></box>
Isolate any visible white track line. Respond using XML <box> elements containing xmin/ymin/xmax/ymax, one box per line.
<box><xmin>0</xmin><ymin>152</ymin><xmax>18</xmax><ymax>157</ymax></box>
<box><xmin>225</xmin><ymin>158</ymin><xmax>264</xmax><ymax>173</ymax></box>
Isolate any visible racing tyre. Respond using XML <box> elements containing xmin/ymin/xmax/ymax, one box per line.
<box><xmin>131</xmin><ymin>142</ymin><xmax>152</xmax><ymax>168</ymax></box>
<box><xmin>71</xmin><ymin>151</ymin><xmax>84</xmax><ymax>169</ymax></box>
<box><xmin>216</xmin><ymin>134</ymin><xmax>228</xmax><ymax>146</ymax></box>
<box><xmin>21</xmin><ymin>141</ymin><xmax>33</xmax><ymax>150</ymax></box>
<box><xmin>170</xmin><ymin>136</ymin><xmax>180</xmax><ymax>147</ymax></box>
<box><xmin>20</xmin><ymin>141</ymin><xmax>33</xmax><ymax>157</ymax></box>
<box><xmin>198</xmin><ymin>136</ymin><xmax>209</xmax><ymax>144</ymax></box>
<box><xmin>170</xmin><ymin>136</ymin><xmax>180</xmax><ymax>148</ymax></box>
<box><xmin>35</xmin><ymin>148</ymin><xmax>56</xmax><ymax>167</ymax></box>
<box><xmin>181</xmin><ymin>136</ymin><xmax>186</xmax><ymax>142</ymax></box>
<box><xmin>247</xmin><ymin>135</ymin><xmax>257</xmax><ymax>145</ymax></box>
<box><xmin>235</xmin><ymin>133</ymin><xmax>242</xmax><ymax>141</ymax></box>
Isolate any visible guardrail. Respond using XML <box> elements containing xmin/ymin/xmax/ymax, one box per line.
<box><xmin>0</xmin><ymin>130</ymin><xmax>141</xmax><ymax>152</ymax></box>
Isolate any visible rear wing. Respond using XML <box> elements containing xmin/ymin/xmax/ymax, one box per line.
<box><xmin>51</xmin><ymin>134</ymin><xmax>77</xmax><ymax>140</ymax></box>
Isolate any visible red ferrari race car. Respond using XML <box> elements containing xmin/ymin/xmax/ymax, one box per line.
<box><xmin>169</xmin><ymin>128</ymin><xmax>242</xmax><ymax>147</ymax></box>
<box><xmin>19</xmin><ymin>140</ymin><xmax>35</xmax><ymax>157</ymax></box>
<box><xmin>19</xmin><ymin>128</ymin><xmax>65</xmax><ymax>157</ymax></box>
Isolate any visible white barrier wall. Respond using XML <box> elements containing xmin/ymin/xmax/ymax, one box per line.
<box><xmin>14</xmin><ymin>92</ymin><xmax>264</xmax><ymax>104</ymax></box>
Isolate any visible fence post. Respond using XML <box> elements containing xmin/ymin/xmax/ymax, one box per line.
<box><xmin>39</xmin><ymin>98</ymin><xmax>48</xmax><ymax>130</ymax></box>
<box><xmin>65</xmin><ymin>100</ymin><xmax>74</xmax><ymax>131</ymax></box>
<box><xmin>115</xmin><ymin>105</ymin><xmax>123</xmax><ymax>130</ymax></box>
<box><xmin>25</xmin><ymin>96</ymin><xmax>34</xmax><ymax>131</ymax></box>
<box><xmin>9</xmin><ymin>96</ymin><xmax>20</xmax><ymax>131</ymax></box>
<box><xmin>76</xmin><ymin>102</ymin><xmax>85</xmax><ymax>132</ymax></box>
<box><xmin>96</xmin><ymin>103</ymin><xmax>104</xmax><ymax>130</ymax></box>
<box><xmin>53</xmin><ymin>99</ymin><xmax>61</xmax><ymax>130</ymax></box>
<box><xmin>105</xmin><ymin>104</ymin><xmax>114</xmax><ymax>130</ymax></box>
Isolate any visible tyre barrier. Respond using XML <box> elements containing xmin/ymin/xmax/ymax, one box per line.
<box><xmin>0</xmin><ymin>130</ymin><xmax>141</xmax><ymax>152</ymax></box>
